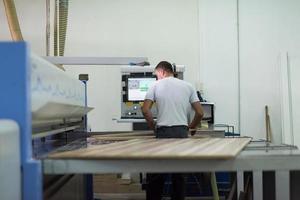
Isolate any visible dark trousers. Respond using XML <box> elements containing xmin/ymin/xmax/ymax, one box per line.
<box><xmin>146</xmin><ymin>126</ymin><xmax>188</xmax><ymax>200</ymax></box>
<box><xmin>155</xmin><ymin>125</ymin><xmax>188</xmax><ymax>138</ymax></box>
<box><xmin>146</xmin><ymin>173</ymin><xmax>186</xmax><ymax>200</ymax></box>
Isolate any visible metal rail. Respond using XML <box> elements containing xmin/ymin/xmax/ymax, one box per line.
<box><xmin>32</xmin><ymin>125</ymin><xmax>80</xmax><ymax>139</ymax></box>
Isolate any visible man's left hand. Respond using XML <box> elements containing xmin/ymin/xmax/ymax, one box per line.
<box><xmin>189</xmin><ymin>128</ymin><xmax>197</xmax><ymax>136</ymax></box>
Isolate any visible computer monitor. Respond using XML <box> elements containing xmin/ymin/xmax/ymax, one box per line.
<box><xmin>127</xmin><ymin>77</ymin><xmax>156</xmax><ymax>101</ymax></box>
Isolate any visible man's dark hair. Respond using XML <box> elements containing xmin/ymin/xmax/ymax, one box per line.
<box><xmin>155</xmin><ymin>61</ymin><xmax>174</xmax><ymax>74</ymax></box>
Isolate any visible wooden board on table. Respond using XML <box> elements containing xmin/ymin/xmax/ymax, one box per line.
<box><xmin>91</xmin><ymin>135</ymin><xmax>155</xmax><ymax>141</ymax></box>
<box><xmin>91</xmin><ymin>130</ymin><xmax>223</xmax><ymax>141</ymax></box>
<box><xmin>91</xmin><ymin>131</ymin><xmax>154</xmax><ymax>141</ymax></box>
<box><xmin>93</xmin><ymin>131</ymin><xmax>153</xmax><ymax>138</ymax></box>
<box><xmin>48</xmin><ymin>138</ymin><xmax>251</xmax><ymax>160</ymax></box>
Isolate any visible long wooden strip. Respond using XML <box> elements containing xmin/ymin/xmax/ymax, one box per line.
<box><xmin>91</xmin><ymin>135</ymin><xmax>154</xmax><ymax>141</ymax></box>
<box><xmin>93</xmin><ymin>131</ymin><xmax>154</xmax><ymax>138</ymax></box>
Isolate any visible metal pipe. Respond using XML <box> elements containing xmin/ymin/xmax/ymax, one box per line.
<box><xmin>3</xmin><ymin>0</ymin><xmax>23</xmax><ymax>41</ymax></box>
<box><xmin>32</xmin><ymin>125</ymin><xmax>80</xmax><ymax>139</ymax></box>
<box><xmin>286</xmin><ymin>52</ymin><xmax>295</xmax><ymax>146</ymax></box>
<box><xmin>46</xmin><ymin>0</ymin><xmax>50</xmax><ymax>55</ymax></box>
<box><xmin>236</xmin><ymin>0</ymin><xmax>241</xmax><ymax>135</ymax></box>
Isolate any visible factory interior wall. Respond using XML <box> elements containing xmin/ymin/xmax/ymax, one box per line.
<box><xmin>0</xmin><ymin>0</ymin><xmax>45</xmax><ymax>54</ymax></box>
<box><xmin>198</xmin><ymin>0</ymin><xmax>239</xmax><ymax>138</ymax></box>
<box><xmin>238</xmin><ymin>0</ymin><xmax>285</xmax><ymax>143</ymax></box>
<box><xmin>199</xmin><ymin>0</ymin><xmax>300</xmax><ymax>145</ymax></box>
<box><xmin>239</xmin><ymin>0</ymin><xmax>300</xmax><ymax>144</ymax></box>
<box><xmin>64</xmin><ymin>0</ymin><xmax>201</xmax><ymax>132</ymax></box>
<box><xmin>0</xmin><ymin>0</ymin><xmax>299</xmax><ymax>142</ymax></box>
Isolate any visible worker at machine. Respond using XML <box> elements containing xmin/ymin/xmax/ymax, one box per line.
<box><xmin>142</xmin><ymin>61</ymin><xmax>204</xmax><ymax>200</ymax></box>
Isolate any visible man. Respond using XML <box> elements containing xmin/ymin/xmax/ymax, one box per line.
<box><xmin>142</xmin><ymin>61</ymin><xmax>204</xmax><ymax>200</ymax></box>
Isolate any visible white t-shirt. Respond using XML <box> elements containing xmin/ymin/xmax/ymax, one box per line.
<box><xmin>145</xmin><ymin>77</ymin><xmax>199</xmax><ymax>126</ymax></box>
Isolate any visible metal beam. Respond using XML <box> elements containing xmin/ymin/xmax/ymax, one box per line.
<box><xmin>43</xmin><ymin>148</ymin><xmax>300</xmax><ymax>174</ymax></box>
<box><xmin>43</xmin><ymin>56</ymin><xmax>148</xmax><ymax>65</ymax></box>
<box><xmin>276</xmin><ymin>171</ymin><xmax>290</xmax><ymax>200</ymax></box>
<box><xmin>253</xmin><ymin>171</ymin><xmax>263</xmax><ymax>200</ymax></box>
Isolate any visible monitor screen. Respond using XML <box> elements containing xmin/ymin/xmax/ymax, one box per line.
<box><xmin>127</xmin><ymin>77</ymin><xmax>156</xmax><ymax>101</ymax></box>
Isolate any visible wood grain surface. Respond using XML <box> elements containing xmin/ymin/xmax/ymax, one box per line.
<box><xmin>48</xmin><ymin>138</ymin><xmax>251</xmax><ymax>160</ymax></box>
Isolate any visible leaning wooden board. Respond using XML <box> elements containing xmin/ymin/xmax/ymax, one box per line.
<box><xmin>48</xmin><ymin>138</ymin><xmax>251</xmax><ymax>160</ymax></box>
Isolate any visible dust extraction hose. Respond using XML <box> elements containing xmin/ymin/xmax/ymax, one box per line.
<box><xmin>54</xmin><ymin>0</ymin><xmax>69</xmax><ymax>56</ymax></box>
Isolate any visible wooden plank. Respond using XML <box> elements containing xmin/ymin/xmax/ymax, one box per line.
<box><xmin>92</xmin><ymin>131</ymin><xmax>153</xmax><ymax>138</ymax></box>
<box><xmin>91</xmin><ymin>135</ymin><xmax>154</xmax><ymax>141</ymax></box>
<box><xmin>48</xmin><ymin>138</ymin><xmax>251</xmax><ymax>160</ymax></box>
<box><xmin>91</xmin><ymin>130</ymin><xmax>223</xmax><ymax>141</ymax></box>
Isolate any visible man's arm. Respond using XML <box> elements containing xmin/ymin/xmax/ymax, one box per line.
<box><xmin>189</xmin><ymin>101</ymin><xmax>204</xmax><ymax>131</ymax></box>
<box><xmin>142</xmin><ymin>99</ymin><xmax>155</xmax><ymax>130</ymax></box>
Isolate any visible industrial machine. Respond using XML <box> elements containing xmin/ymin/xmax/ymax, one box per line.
<box><xmin>0</xmin><ymin>42</ymin><xmax>93</xmax><ymax>200</ymax></box>
<box><xmin>0</xmin><ymin>42</ymin><xmax>151</xmax><ymax>200</ymax></box>
<box><xmin>120</xmin><ymin>65</ymin><xmax>184</xmax><ymax>119</ymax></box>
<box><xmin>118</xmin><ymin>65</ymin><xmax>216</xmax><ymax>130</ymax></box>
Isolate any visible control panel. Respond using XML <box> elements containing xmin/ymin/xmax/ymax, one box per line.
<box><xmin>120</xmin><ymin>66</ymin><xmax>184</xmax><ymax>119</ymax></box>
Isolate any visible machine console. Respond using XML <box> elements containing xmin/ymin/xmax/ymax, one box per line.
<box><xmin>120</xmin><ymin>66</ymin><xmax>184</xmax><ymax>119</ymax></box>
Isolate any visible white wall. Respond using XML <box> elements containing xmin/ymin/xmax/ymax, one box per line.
<box><xmin>0</xmin><ymin>0</ymin><xmax>46</xmax><ymax>54</ymax></box>
<box><xmin>65</xmin><ymin>0</ymin><xmax>201</xmax><ymax>84</ymax></box>
<box><xmin>64</xmin><ymin>0</ymin><xmax>201</xmax><ymax>131</ymax></box>
<box><xmin>198</xmin><ymin>0</ymin><xmax>239</xmax><ymax>133</ymax></box>
<box><xmin>239</xmin><ymin>0</ymin><xmax>300</xmax><ymax>143</ymax></box>
<box><xmin>278</xmin><ymin>1</ymin><xmax>300</xmax><ymax>146</ymax></box>
<box><xmin>64</xmin><ymin>65</ymin><xmax>133</xmax><ymax>132</ymax></box>
<box><xmin>199</xmin><ymin>0</ymin><xmax>300</xmax><ymax>144</ymax></box>
<box><xmin>239</xmin><ymin>0</ymin><xmax>284</xmax><ymax>142</ymax></box>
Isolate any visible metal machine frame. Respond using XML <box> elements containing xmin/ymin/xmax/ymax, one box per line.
<box><xmin>0</xmin><ymin>42</ymin><xmax>150</xmax><ymax>200</ymax></box>
<box><xmin>0</xmin><ymin>42</ymin><xmax>93</xmax><ymax>200</ymax></box>
<box><xmin>0</xmin><ymin>42</ymin><xmax>41</xmax><ymax>200</ymax></box>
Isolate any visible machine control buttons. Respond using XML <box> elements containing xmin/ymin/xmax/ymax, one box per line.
<box><xmin>127</xmin><ymin>112</ymin><xmax>138</xmax><ymax>116</ymax></box>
